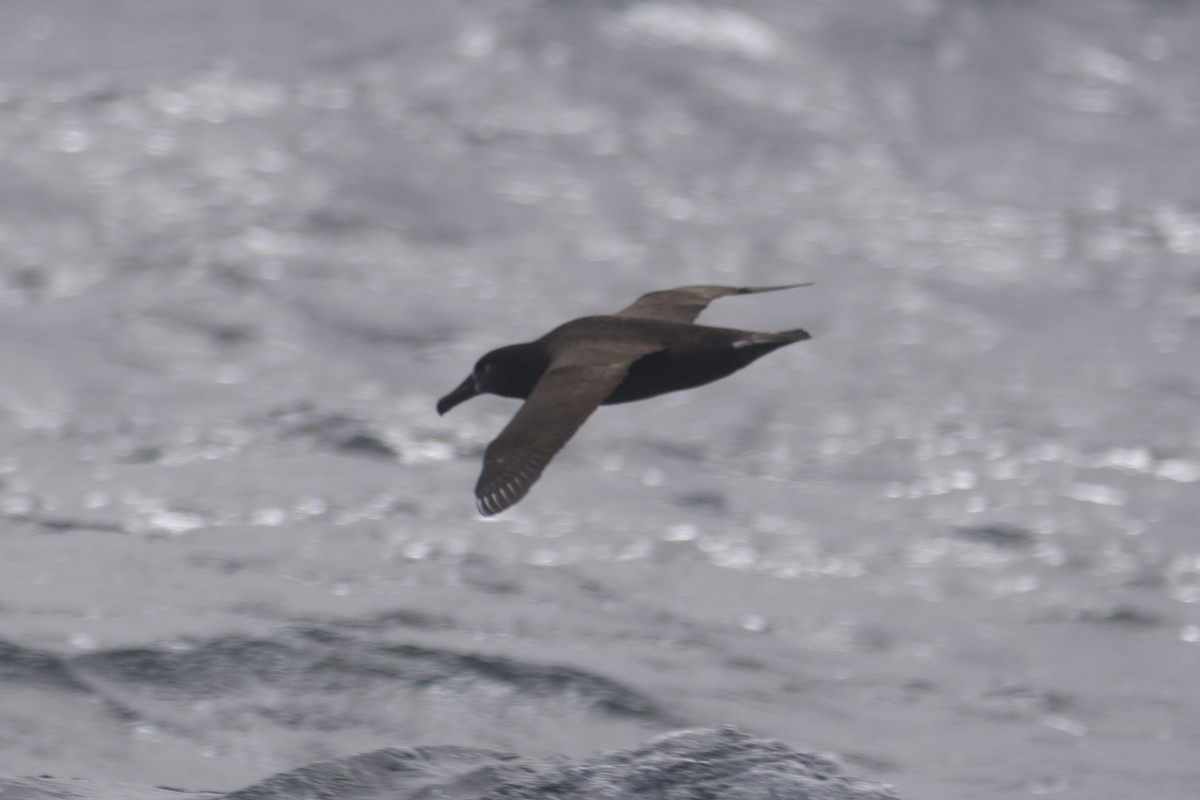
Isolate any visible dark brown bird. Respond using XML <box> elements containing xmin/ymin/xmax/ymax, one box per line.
<box><xmin>438</xmin><ymin>283</ymin><xmax>812</xmax><ymax>515</ymax></box>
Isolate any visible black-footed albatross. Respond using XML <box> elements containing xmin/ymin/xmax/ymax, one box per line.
<box><xmin>438</xmin><ymin>283</ymin><xmax>812</xmax><ymax>515</ymax></box>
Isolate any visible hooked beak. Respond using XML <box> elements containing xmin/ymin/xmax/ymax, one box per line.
<box><xmin>437</xmin><ymin>375</ymin><xmax>479</xmax><ymax>416</ymax></box>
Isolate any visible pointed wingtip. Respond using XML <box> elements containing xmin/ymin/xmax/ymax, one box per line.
<box><xmin>476</xmin><ymin>478</ymin><xmax>527</xmax><ymax>516</ymax></box>
<box><xmin>476</xmin><ymin>492</ymin><xmax>497</xmax><ymax>516</ymax></box>
<box><xmin>476</xmin><ymin>492</ymin><xmax>513</xmax><ymax>517</ymax></box>
<box><xmin>740</xmin><ymin>281</ymin><xmax>813</xmax><ymax>294</ymax></box>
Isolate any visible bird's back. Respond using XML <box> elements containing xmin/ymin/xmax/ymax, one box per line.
<box><xmin>540</xmin><ymin>314</ymin><xmax>746</xmax><ymax>356</ymax></box>
<box><xmin>533</xmin><ymin>315</ymin><xmax>806</xmax><ymax>405</ymax></box>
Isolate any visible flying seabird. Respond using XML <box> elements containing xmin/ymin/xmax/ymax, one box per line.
<box><xmin>438</xmin><ymin>283</ymin><xmax>812</xmax><ymax>515</ymax></box>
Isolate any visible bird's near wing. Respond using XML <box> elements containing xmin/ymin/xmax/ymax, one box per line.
<box><xmin>475</xmin><ymin>349</ymin><xmax>646</xmax><ymax>516</ymax></box>
<box><xmin>615</xmin><ymin>283</ymin><xmax>812</xmax><ymax>325</ymax></box>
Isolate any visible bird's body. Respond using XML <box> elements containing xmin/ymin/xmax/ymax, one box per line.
<box><xmin>559</xmin><ymin>315</ymin><xmax>806</xmax><ymax>404</ymax></box>
<box><xmin>438</xmin><ymin>284</ymin><xmax>812</xmax><ymax>515</ymax></box>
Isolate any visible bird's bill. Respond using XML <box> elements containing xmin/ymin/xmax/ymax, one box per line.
<box><xmin>437</xmin><ymin>375</ymin><xmax>479</xmax><ymax>415</ymax></box>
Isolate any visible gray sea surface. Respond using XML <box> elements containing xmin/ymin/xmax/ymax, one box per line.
<box><xmin>1</xmin><ymin>2</ymin><xmax>1198</xmax><ymax>799</ymax></box>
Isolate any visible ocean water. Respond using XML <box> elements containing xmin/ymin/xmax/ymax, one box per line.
<box><xmin>1</xmin><ymin>2</ymin><xmax>1198</xmax><ymax>798</ymax></box>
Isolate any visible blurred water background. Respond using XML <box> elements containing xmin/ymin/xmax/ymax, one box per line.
<box><xmin>1</xmin><ymin>2</ymin><xmax>1198</xmax><ymax>798</ymax></box>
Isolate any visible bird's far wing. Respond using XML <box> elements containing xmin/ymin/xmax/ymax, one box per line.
<box><xmin>614</xmin><ymin>283</ymin><xmax>812</xmax><ymax>325</ymax></box>
<box><xmin>474</xmin><ymin>351</ymin><xmax>640</xmax><ymax>516</ymax></box>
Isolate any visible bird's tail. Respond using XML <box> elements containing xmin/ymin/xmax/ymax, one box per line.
<box><xmin>772</xmin><ymin>328</ymin><xmax>811</xmax><ymax>343</ymax></box>
<box><xmin>732</xmin><ymin>328</ymin><xmax>811</xmax><ymax>352</ymax></box>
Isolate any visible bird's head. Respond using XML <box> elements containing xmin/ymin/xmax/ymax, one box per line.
<box><xmin>437</xmin><ymin>344</ymin><xmax>548</xmax><ymax>415</ymax></box>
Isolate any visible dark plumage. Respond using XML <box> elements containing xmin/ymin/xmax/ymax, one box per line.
<box><xmin>438</xmin><ymin>283</ymin><xmax>812</xmax><ymax>515</ymax></box>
